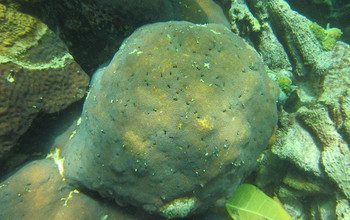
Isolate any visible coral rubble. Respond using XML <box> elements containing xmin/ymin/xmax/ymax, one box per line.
<box><xmin>229</xmin><ymin>0</ymin><xmax>350</xmax><ymax>218</ymax></box>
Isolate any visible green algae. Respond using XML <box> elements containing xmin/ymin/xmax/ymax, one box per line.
<box><xmin>310</xmin><ymin>22</ymin><xmax>343</xmax><ymax>51</ymax></box>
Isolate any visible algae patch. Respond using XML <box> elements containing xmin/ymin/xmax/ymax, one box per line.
<box><xmin>47</xmin><ymin>148</ymin><xmax>65</xmax><ymax>179</ymax></box>
<box><xmin>159</xmin><ymin>197</ymin><xmax>197</xmax><ymax>219</ymax></box>
<box><xmin>310</xmin><ymin>22</ymin><xmax>343</xmax><ymax>51</ymax></box>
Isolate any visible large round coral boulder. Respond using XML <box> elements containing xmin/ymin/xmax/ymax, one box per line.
<box><xmin>63</xmin><ymin>21</ymin><xmax>278</xmax><ymax>218</ymax></box>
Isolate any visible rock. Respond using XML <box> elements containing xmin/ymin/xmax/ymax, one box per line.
<box><xmin>336</xmin><ymin>198</ymin><xmax>350</xmax><ymax>220</ymax></box>
<box><xmin>282</xmin><ymin>170</ymin><xmax>332</xmax><ymax>195</ymax></box>
<box><xmin>287</xmin><ymin>0</ymin><xmax>350</xmax><ymax>44</ymax></box>
<box><xmin>254</xmin><ymin>149</ymin><xmax>290</xmax><ymax>190</ymax></box>
<box><xmin>322</xmin><ymin>145</ymin><xmax>350</xmax><ymax>199</ymax></box>
<box><xmin>228</xmin><ymin>0</ymin><xmax>350</xmax><ymax>218</ymax></box>
<box><xmin>272</xmin><ymin>111</ymin><xmax>324</xmax><ymax>176</ymax></box>
<box><xmin>0</xmin><ymin>159</ymin><xmax>159</xmax><ymax>220</ymax></box>
<box><xmin>0</xmin><ymin>4</ymin><xmax>89</xmax><ymax>160</ymax></box>
<box><xmin>277</xmin><ymin>186</ymin><xmax>305</xmax><ymax>219</ymax></box>
<box><xmin>229</xmin><ymin>0</ymin><xmax>331</xmax><ymax>77</ymax></box>
<box><xmin>297</xmin><ymin>43</ymin><xmax>350</xmax><ymax>199</ymax></box>
<box><xmin>319</xmin><ymin>42</ymin><xmax>350</xmax><ymax>138</ymax></box>
<box><xmin>63</xmin><ymin>21</ymin><xmax>278</xmax><ymax>218</ymax></box>
<box><xmin>170</xmin><ymin>0</ymin><xmax>231</xmax><ymax>33</ymax></box>
<box><xmin>297</xmin><ymin>106</ymin><xmax>343</xmax><ymax>148</ymax></box>
<box><xmin>11</xmin><ymin>0</ymin><xmax>230</xmax><ymax>74</ymax></box>
<box><xmin>310</xmin><ymin>198</ymin><xmax>337</xmax><ymax>220</ymax></box>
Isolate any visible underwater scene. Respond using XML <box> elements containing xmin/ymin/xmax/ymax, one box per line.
<box><xmin>0</xmin><ymin>0</ymin><xmax>349</xmax><ymax>219</ymax></box>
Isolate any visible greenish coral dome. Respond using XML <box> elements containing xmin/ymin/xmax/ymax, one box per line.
<box><xmin>63</xmin><ymin>21</ymin><xmax>278</xmax><ymax>218</ymax></box>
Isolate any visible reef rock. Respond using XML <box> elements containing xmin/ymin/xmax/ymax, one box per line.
<box><xmin>0</xmin><ymin>4</ymin><xmax>89</xmax><ymax>160</ymax></box>
<box><xmin>0</xmin><ymin>159</ymin><xmax>156</xmax><ymax>220</ymax></box>
<box><xmin>10</xmin><ymin>0</ymin><xmax>230</xmax><ymax>74</ymax></box>
<box><xmin>63</xmin><ymin>21</ymin><xmax>278</xmax><ymax>218</ymax></box>
<box><xmin>230</xmin><ymin>0</ymin><xmax>350</xmax><ymax>193</ymax></box>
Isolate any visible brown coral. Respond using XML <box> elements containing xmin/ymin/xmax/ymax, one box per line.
<box><xmin>0</xmin><ymin>4</ymin><xmax>89</xmax><ymax>159</ymax></box>
<box><xmin>63</xmin><ymin>21</ymin><xmax>278</xmax><ymax>218</ymax></box>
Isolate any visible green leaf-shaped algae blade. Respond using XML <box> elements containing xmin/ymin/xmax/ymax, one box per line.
<box><xmin>225</xmin><ymin>184</ymin><xmax>292</xmax><ymax>220</ymax></box>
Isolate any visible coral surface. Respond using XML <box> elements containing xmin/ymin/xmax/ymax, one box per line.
<box><xmin>0</xmin><ymin>159</ymin><xmax>157</xmax><ymax>220</ymax></box>
<box><xmin>229</xmin><ymin>0</ymin><xmax>350</xmax><ymax>218</ymax></box>
<box><xmin>0</xmin><ymin>4</ymin><xmax>89</xmax><ymax>160</ymax></box>
<box><xmin>8</xmin><ymin>0</ymin><xmax>229</xmax><ymax>74</ymax></box>
<box><xmin>63</xmin><ymin>21</ymin><xmax>278</xmax><ymax>217</ymax></box>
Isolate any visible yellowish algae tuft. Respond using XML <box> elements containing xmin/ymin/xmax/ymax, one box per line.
<box><xmin>277</xmin><ymin>75</ymin><xmax>293</xmax><ymax>94</ymax></box>
<box><xmin>159</xmin><ymin>197</ymin><xmax>197</xmax><ymax>219</ymax></box>
<box><xmin>61</xmin><ymin>189</ymin><xmax>80</xmax><ymax>207</ymax></box>
<box><xmin>310</xmin><ymin>22</ymin><xmax>343</xmax><ymax>51</ymax></box>
<box><xmin>46</xmin><ymin>148</ymin><xmax>65</xmax><ymax>179</ymax></box>
<box><xmin>123</xmin><ymin>131</ymin><xmax>150</xmax><ymax>154</ymax></box>
<box><xmin>197</xmin><ymin>117</ymin><xmax>214</xmax><ymax>131</ymax></box>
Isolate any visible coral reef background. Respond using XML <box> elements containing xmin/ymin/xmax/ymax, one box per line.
<box><xmin>0</xmin><ymin>0</ymin><xmax>349</xmax><ymax>219</ymax></box>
